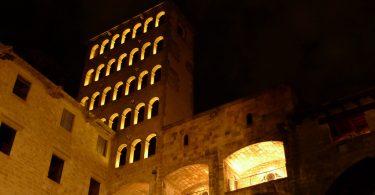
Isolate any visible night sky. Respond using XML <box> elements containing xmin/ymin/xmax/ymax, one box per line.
<box><xmin>1</xmin><ymin>0</ymin><xmax>375</xmax><ymax>113</ymax></box>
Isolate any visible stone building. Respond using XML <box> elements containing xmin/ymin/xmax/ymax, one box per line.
<box><xmin>1</xmin><ymin>1</ymin><xmax>375</xmax><ymax>195</ymax></box>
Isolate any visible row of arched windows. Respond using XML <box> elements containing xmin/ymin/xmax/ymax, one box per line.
<box><xmin>81</xmin><ymin>65</ymin><xmax>161</xmax><ymax>111</ymax></box>
<box><xmin>98</xmin><ymin>97</ymin><xmax>160</xmax><ymax>131</ymax></box>
<box><xmin>89</xmin><ymin>11</ymin><xmax>166</xmax><ymax>60</ymax></box>
<box><xmin>84</xmin><ymin>36</ymin><xmax>164</xmax><ymax>86</ymax></box>
<box><xmin>115</xmin><ymin>133</ymin><xmax>157</xmax><ymax>167</ymax></box>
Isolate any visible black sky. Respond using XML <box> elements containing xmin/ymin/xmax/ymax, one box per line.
<box><xmin>1</xmin><ymin>0</ymin><xmax>375</xmax><ymax>113</ymax></box>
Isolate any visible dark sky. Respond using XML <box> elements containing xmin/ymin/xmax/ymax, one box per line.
<box><xmin>1</xmin><ymin>0</ymin><xmax>375</xmax><ymax>113</ymax></box>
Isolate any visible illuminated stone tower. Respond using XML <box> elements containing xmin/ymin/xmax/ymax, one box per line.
<box><xmin>77</xmin><ymin>2</ymin><xmax>194</xmax><ymax>192</ymax></box>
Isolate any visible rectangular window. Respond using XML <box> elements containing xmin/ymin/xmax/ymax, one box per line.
<box><xmin>13</xmin><ymin>75</ymin><xmax>31</xmax><ymax>100</ymax></box>
<box><xmin>48</xmin><ymin>154</ymin><xmax>64</xmax><ymax>183</ymax></box>
<box><xmin>96</xmin><ymin>136</ymin><xmax>108</xmax><ymax>156</ymax></box>
<box><xmin>328</xmin><ymin>113</ymin><xmax>370</xmax><ymax>142</ymax></box>
<box><xmin>0</xmin><ymin>123</ymin><xmax>16</xmax><ymax>155</ymax></box>
<box><xmin>60</xmin><ymin>109</ymin><xmax>75</xmax><ymax>131</ymax></box>
<box><xmin>88</xmin><ymin>178</ymin><xmax>100</xmax><ymax>195</ymax></box>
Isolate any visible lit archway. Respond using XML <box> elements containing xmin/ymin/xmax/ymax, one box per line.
<box><xmin>141</xmin><ymin>42</ymin><xmax>152</xmax><ymax>60</ymax></box>
<box><xmin>89</xmin><ymin>44</ymin><xmax>99</xmax><ymax>59</ymax></box>
<box><xmin>105</xmin><ymin>59</ymin><xmax>116</xmax><ymax>76</ymax></box>
<box><xmin>80</xmin><ymin>96</ymin><xmax>89</xmax><ymax>109</ymax></box>
<box><xmin>129</xmin><ymin>48</ymin><xmax>139</xmax><ymax>66</ymax></box>
<box><xmin>113</xmin><ymin>81</ymin><xmax>124</xmax><ymax>101</ymax></box>
<box><xmin>134</xmin><ymin>103</ymin><xmax>146</xmax><ymax>125</ymax></box>
<box><xmin>89</xmin><ymin>92</ymin><xmax>100</xmax><ymax>110</ymax></box>
<box><xmin>109</xmin><ymin>113</ymin><xmax>120</xmax><ymax>131</ymax></box>
<box><xmin>144</xmin><ymin>133</ymin><xmax>157</xmax><ymax>159</ymax></box>
<box><xmin>117</xmin><ymin>53</ymin><xmax>127</xmax><ymax>71</ymax></box>
<box><xmin>121</xmin><ymin>108</ymin><xmax>132</xmax><ymax>129</ymax></box>
<box><xmin>101</xmin><ymin>87</ymin><xmax>112</xmax><ymax>105</ymax></box>
<box><xmin>147</xmin><ymin>97</ymin><xmax>160</xmax><ymax>119</ymax></box>
<box><xmin>121</xmin><ymin>28</ymin><xmax>131</xmax><ymax>44</ymax></box>
<box><xmin>151</xmin><ymin>65</ymin><xmax>162</xmax><ymax>85</ymax></box>
<box><xmin>84</xmin><ymin>69</ymin><xmax>94</xmax><ymax>86</ymax></box>
<box><xmin>100</xmin><ymin>39</ymin><xmax>110</xmax><ymax>54</ymax></box>
<box><xmin>164</xmin><ymin>164</ymin><xmax>209</xmax><ymax>195</ymax></box>
<box><xmin>155</xmin><ymin>11</ymin><xmax>166</xmax><ymax>27</ymax></box>
<box><xmin>115</xmin><ymin>144</ymin><xmax>128</xmax><ymax>168</ymax></box>
<box><xmin>153</xmin><ymin>36</ymin><xmax>164</xmax><ymax>54</ymax></box>
<box><xmin>95</xmin><ymin>64</ymin><xmax>105</xmax><ymax>81</ymax></box>
<box><xmin>143</xmin><ymin>17</ymin><xmax>154</xmax><ymax>33</ymax></box>
<box><xmin>224</xmin><ymin>141</ymin><xmax>287</xmax><ymax>191</ymax></box>
<box><xmin>111</xmin><ymin>34</ymin><xmax>120</xmax><ymax>49</ymax></box>
<box><xmin>129</xmin><ymin>139</ymin><xmax>142</xmax><ymax>163</ymax></box>
<box><xmin>132</xmin><ymin>23</ymin><xmax>142</xmax><ymax>38</ymax></box>
<box><xmin>137</xmin><ymin>71</ymin><xmax>149</xmax><ymax>90</ymax></box>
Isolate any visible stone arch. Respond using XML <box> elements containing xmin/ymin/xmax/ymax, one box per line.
<box><xmin>89</xmin><ymin>92</ymin><xmax>100</xmax><ymax>110</ymax></box>
<box><xmin>105</xmin><ymin>59</ymin><xmax>116</xmax><ymax>76</ymax></box>
<box><xmin>110</xmin><ymin>34</ymin><xmax>120</xmax><ymax>49</ymax></box>
<box><xmin>121</xmin><ymin>108</ymin><xmax>132</xmax><ymax>129</ymax></box>
<box><xmin>89</xmin><ymin>44</ymin><xmax>99</xmax><ymax>59</ymax></box>
<box><xmin>129</xmin><ymin>48</ymin><xmax>139</xmax><ymax>66</ymax></box>
<box><xmin>224</xmin><ymin>141</ymin><xmax>287</xmax><ymax>192</ymax></box>
<box><xmin>134</xmin><ymin>102</ymin><xmax>146</xmax><ymax>125</ymax></box>
<box><xmin>117</xmin><ymin>53</ymin><xmax>127</xmax><ymax>71</ymax></box>
<box><xmin>151</xmin><ymin>65</ymin><xmax>162</xmax><ymax>84</ymax></box>
<box><xmin>113</xmin><ymin>182</ymin><xmax>149</xmax><ymax>195</ymax></box>
<box><xmin>326</xmin><ymin>157</ymin><xmax>375</xmax><ymax>195</ymax></box>
<box><xmin>164</xmin><ymin>164</ymin><xmax>209</xmax><ymax>195</ymax></box>
<box><xmin>153</xmin><ymin>36</ymin><xmax>164</xmax><ymax>54</ymax></box>
<box><xmin>84</xmin><ymin>69</ymin><xmax>95</xmax><ymax>86</ymax></box>
<box><xmin>125</xmin><ymin>76</ymin><xmax>136</xmax><ymax>95</ymax></box>
<box><xmin>115</xmin><ymin>144</ymin><xmax>128</xmax><ymax>168</ymax></box>
<box><xmin>101</xmin><ymin>86</ymin><xmax>112</xmax><ymax>105</ymax></box>
<box><xmin>113</xmin><ymin>81</ymin><xmax>124</xmax><ymax>101</ymax></box>
<box><xmin>143</xmin><ymin>17</ymin><xmax>154</xmax><ymax>33</ymax></box>
<box><xmin>109</xmin><ymin>113</ymin><xmax>120</xmax><ymax>131</ymax></box>
<box><xmin>137</xmin><ymin>70</ymin><xmax>149</xmax><ymax>90</ymax></box>
<box><xmin>121</xmin><ymin>28</ymin><xmax>131</xmax><ymax>44</ymax></box>
<box><xmin>141</xmin><ymin>42</ymin><xmax>152</xmax><ymax>60</ymax></box>
<box><xmin>144</xmin><ymin>133</ymin><xmax>157</xmax><ymax>158</ymax></box>
<box><xmin>95</xmin><ymin>64</ymin><xmax>105</xmax><ymax>81</ymax></box>
<box><xmin>155</xmin><ymin>11</ymin><xmax>166</xmax><ymax>27</ymax></box>
<box><xmin>132</xmin><ymin>23</ymin><xmax>142</xmax><ymax>38</ymax></box>
<box><xmin>129</xmin><ymin>139</ymin><xmax>142</xmax><ymax>163</ymax></box>
<box><xmin>100</xmin><ymin>39</ymin><xmax>110</xmax><ymax>54</ymax></box>
<box><xmin>147</xmin><ymin>97</ymin><xmax>160</xmax><ymax>119</ymax></box>
<box><xmin>80</xmin><ymin>96</ymin><xmax>89</xmax><ymax>109</ymax></box>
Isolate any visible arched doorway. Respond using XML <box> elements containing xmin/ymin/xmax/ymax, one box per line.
<box><xmin>326</xmin><ymin>157</ymin><xmax>375</xmax><ymax>195</ymax></box>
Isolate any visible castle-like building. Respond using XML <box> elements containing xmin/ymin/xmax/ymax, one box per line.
<box><xmin>0</xmin><ymin>1</ymin><xmax>374</xmax><ymax>195</ymax></box>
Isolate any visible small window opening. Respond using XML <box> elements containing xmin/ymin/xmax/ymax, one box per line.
<box><xmin>88</xmin><ymin>178</ymin><xmax>100</xmax><ymax>195</ymax></box>
<box><xmin>328</xmin><ymin>112</ymin><xmax>370</xmax><ymax>142</ymax></box>
<box><xmin>151</xmin><ymin>101</ymin><xmax>159</xmax><ymax>117</ymax></box>
<box><xmin>141</xmin><ymin>75</ymin><xmax>149</xmax><ymax>89</ymax></box>
<box><xmin>124</xmin><ymin>112</ymin><xmax>132</xmax><ymax>128</ymax></box>
<box><xmin>112</xmin><ymin>117</ymin><xmax>119</xmax><ymax>131</ymax></box>
<box><xmin>13</xmin><ymin>75</ymin><xmax>31</xmax><ymax>100</ymax></box>
<box><xmin>48</xmin><ymin>154</ymin><xmax>64</xmax><ymax>183</ymax></box>
<box><xmin>246</xmin><ymin>113</ymin><xmax>253</xmax><ymax>125</ymax></box>
<box><xmin>138</xmin><ymin>107</ymin><xmax>145</xmax><ymax>123</ymax></box>
<box><xmin>148</xmin><ymin>137</ymin><xmax>157</xmax><ymax>156</ymax></box>
<box><xmin>129</xmin><ymin>81</ymin><xmax>136</xmax><ymax>95</ymax></box>
<box><xmin>60</xmin><ymin>109</ymin><xmax>75</xmax><ymax>131</ymax></box>
<box><xmin>0</xmin><ymin>123</ymin><xmax>16</xmax><ymax>155</ymax></box>
<box><xmin>154</xmin><ymin>68</ymin><xmax>161</xmax><ymax>83</ymax></box>
<box><xmin>97</xmin><ymin>136</ymin><xmax>108</xmax><ymax>156</ymax></box>
<box><xmin>184</xmin><ymin>135</ymin><xmax>189</xmax><ymax>146</ymax></box>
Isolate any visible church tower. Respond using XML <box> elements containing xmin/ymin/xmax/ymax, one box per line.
<box><xmin>77</xmin><ymin>2</ymin><xmax>193</xmax><ymax>191</ymax></box>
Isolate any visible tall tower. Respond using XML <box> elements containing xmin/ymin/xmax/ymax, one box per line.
<box><xmin>77</xmin><ymin>2</ymin><xmax>194</xmax><ymax>192</ymax></box>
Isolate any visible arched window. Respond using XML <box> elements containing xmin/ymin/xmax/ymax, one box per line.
<box><xmin>121</xmin><ymin>108</ymin><xmax>132</xmax><ymax>129</ymax></box>
<box><xmin>100</xmin><ymin>39</ymin><xmax>110</xmax><ymax>54</ymax></box>
<box><xmin>148</xmin><ymin>97</ymin><xmax>160</xmax><ymax>119</ymax></box>
<box><xmin>138</xmin><ymin>71</ymin><xmax>149</xmax><ymax>90</ymax></box>
<box><xmin>115</xmin><ymin>144</ymin><xmax>127</xmax><ymax>168</ymax></box>
<box><xmin>125</xmin><ymin>76</ymin><xmax>136</xmax><ymax>95</ymax></box>
<box><xmin>144</xmin><ymin>17</ymin><xmax>154</xmax><ymax>33</ymax></box>
<box><xmin>184</xmin><ymin>134</ymin><xmax>189</xmax><ymax>146</ymax></box>
<box><xmin>141</xmin><ymin>42</ymin><xmax>152</xmax><ymax>60</ymax></box>
<box><xmin>90</xmin><ymin>92</ymin><xmax>100</xmax><ymax>110</ymax></box>
<box><xmin>144</xmin><ymin>134</ymin><xmax>157</xmax><ymax>158</ymax></box>
<box><xmin>130</xmin><ymin>139</ymin><xmax>142</xmax><ymax>163</ymax></box>
<box><xmin>101</xmin><ymin>87</ymin><xmax>112</xmax><ymax>105</ymax></box>
<box><xmin>109</xmin><ymin>113</ymin><xmax>119</xmax><ymax>131</ymax></box>
<box><xmin>117</xmin><ymin>53</ymin><xmax>127</xmax><ymax>71</ymax></box>
<box><xmin>80</xmin><ymin>96</ymin><xmax>89</xmax><ymax>110</ymax></box>
<box><xmin>155</xmin><ymin>11</ymin><xmax>166</xmax><ymax>27</ymax></box>
<box><xmin>84</xmin><ymin>69</ymin><xmax>95</xmax><ymax>86</ymax></box>
<box><xmin>151</xmin><ymin>65</ymin><xmax>162</xmax><ymax>85</ymax></box>
<box><xmin>113</xmin><ymin>82</ymin><xmax>124</xmax><ymax>101</ymax></box>
<box><xmin>110</xmin><ymin>34</ymin><xmax>120</xmax><ymax>49</ymax></box>
<box><xmin>121</xmin><ymin>29</ymin><xmax>131</xmax><ymax>44</ymax></box>
<box><xmin>89</xmin><ymin>44</ymin><xmax>99</xmax><ymax>59</ymax></box>
<box><xmin>134</xmin><ymin>103</ymin><xmax>146</xmax><ymax>125</ymax></box>
<box><xmin>95</xmin><ymin>64</ymin><xmax>105</xmax><ymax>81</ymax></box>
<box><xmin>132</xmin><ymin>23</ymin><xmax>142</xmax><ymax>39</ymax></box>
<box><xmin>106</xmin><ymin>59</ymin><xmax>116</xmax><ymax>76</ymax></box>
<box><xmin>129</xmin><ymin>48</ymin><xmax>139</xmax><ymax>66</ymax></box>
<box><xmin>153</xmin><ymin>36</ymin><xmax>164</xmax><ymax>54</ymax></box>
